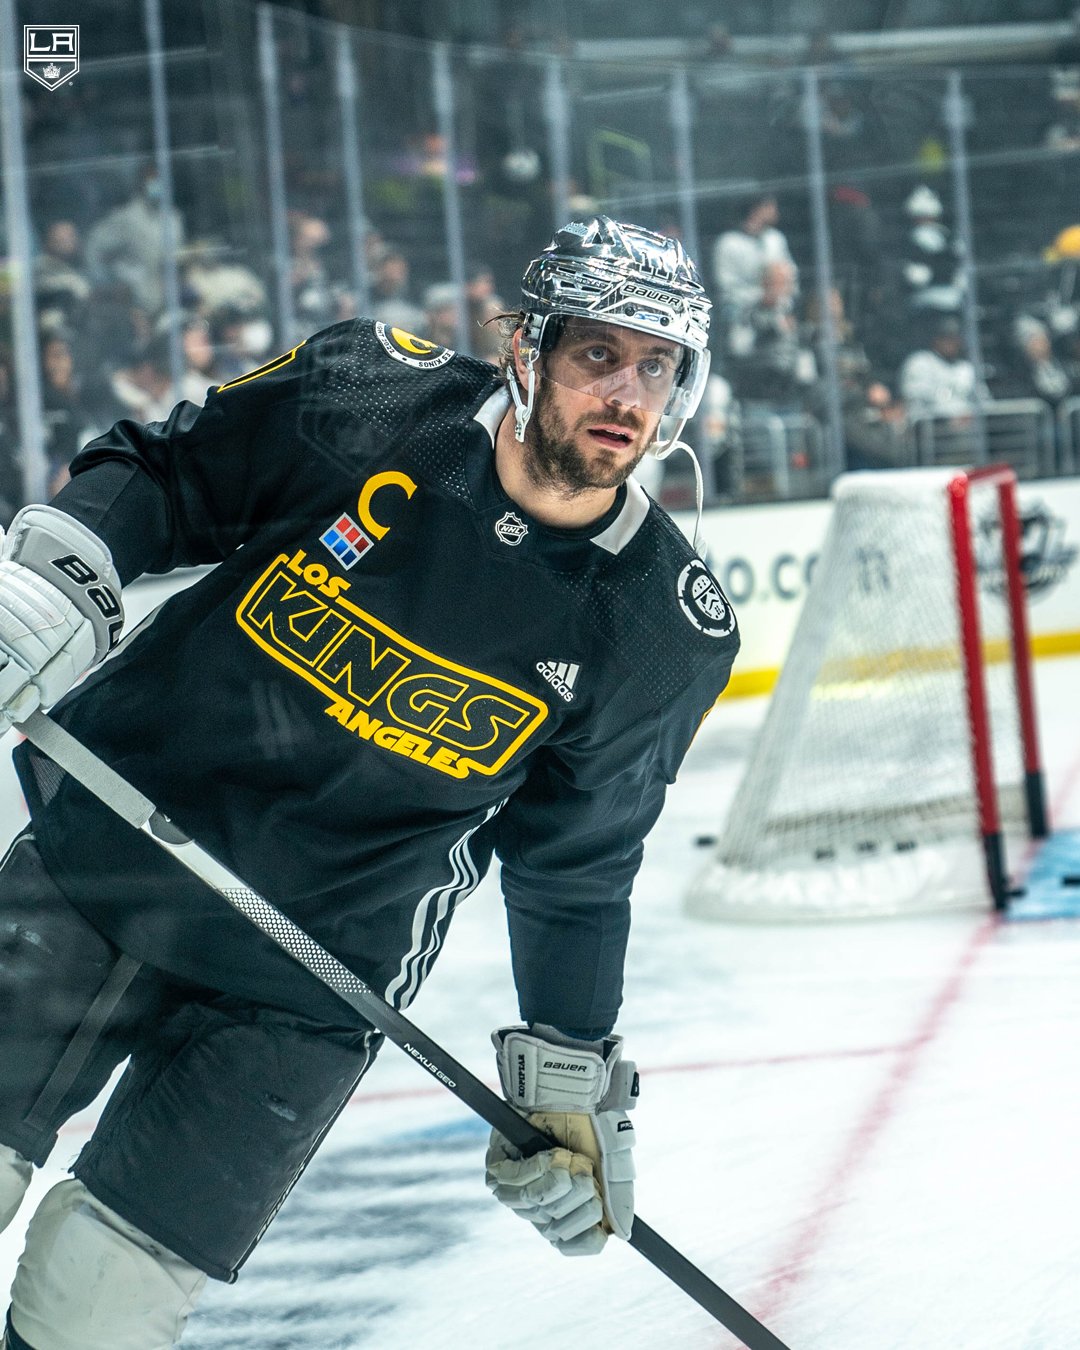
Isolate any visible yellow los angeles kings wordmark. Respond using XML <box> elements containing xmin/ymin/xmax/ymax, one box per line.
<box><xmin>236</xmin><ymin>551</ymin><xmax>549</xmax><ymax>779</ymax></box>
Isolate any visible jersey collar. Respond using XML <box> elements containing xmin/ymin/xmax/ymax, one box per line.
<box><xmin>470</xmin><ymin>387</ymin><xmax>650</xmax><ymax>558</ymax></box>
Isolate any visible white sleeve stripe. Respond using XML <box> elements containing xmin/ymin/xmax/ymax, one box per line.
<box><xmin>384</xmin><ymin>798</ymin><xmax>505</xmax><ymax>1009</ymax></box>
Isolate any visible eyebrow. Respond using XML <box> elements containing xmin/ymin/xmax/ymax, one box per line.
<box><xmin>566</xmin><ymin>330</ymin><xmax>677</xmax><ymax>356</ymax></box>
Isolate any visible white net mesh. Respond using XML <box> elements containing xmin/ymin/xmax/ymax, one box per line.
<box><xmin>688</xmin><ymin>469</ymin><xmax>1028</xmax><ymax>921</ymax></box>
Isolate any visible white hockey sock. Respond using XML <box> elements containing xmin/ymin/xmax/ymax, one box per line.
<box><xmin>10</xmin><ymin>1180</ymin><xmax>206</xmax><ymax>1350</ymax></box>
<box><xmin>0</xmin><ymin>1146</ymin><xmax>31</xmax><ymax>1232</ymax></box>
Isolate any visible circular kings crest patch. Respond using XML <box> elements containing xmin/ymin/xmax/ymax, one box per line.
<box><xmin>375</xmin><ymin>322</ymin><xmax>454</xmax><ymax>370</ymax></box>
<box><xmin>676</xmin><ymin>560</ymin><xmax>735</xmax><ymax>638</ymax></box>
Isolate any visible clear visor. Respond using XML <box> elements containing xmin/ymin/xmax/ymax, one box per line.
<box><xmin>534</xmin><ymin>318</ymin><xmax>700</xmax><ymax>418</ymax></box>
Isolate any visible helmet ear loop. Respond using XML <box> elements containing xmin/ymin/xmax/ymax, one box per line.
<box><xmin>649</xmin><ymin>416</ymin><xmax>689</xmax><ymax>459</ymax></box>
<box><xmin>510</xmin><ymin>346</ymin><xmax>539</xmax><ymax>443</ymax></box>
<box><xmin>647</xmin><ymin>415</ymin><xmax>707</xmax><ymax>557</ymax></box>
<box><xmin>648</xmin><ymin>348</ymin><xmax>698</xmax><ymax>458</ymax></box>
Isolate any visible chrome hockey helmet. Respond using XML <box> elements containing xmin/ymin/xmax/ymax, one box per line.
<box><xmin>509</xmin><ymin>216</ymin><xmax>712</xmax><ymax>442</ymax></box>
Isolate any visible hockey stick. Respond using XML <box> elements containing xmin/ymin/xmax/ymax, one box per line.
<box><xmin>16</xmin><ymin>709</ymin><xmax>792</xmax><ymax>1350</ymax></box>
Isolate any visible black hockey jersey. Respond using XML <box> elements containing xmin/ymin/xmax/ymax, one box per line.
<box><xmin>15</xmin><ymin>319</ymin><xmax>739</xmax><ymax>1038</ymax></box>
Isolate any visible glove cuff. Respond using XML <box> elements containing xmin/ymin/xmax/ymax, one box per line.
<box><xmin>492</xmin><ymin>1025</ymin><xmax>638</xmax><ymax>1114</ymax></box>
<box><xmin>4</xmin><ymin>506</ymin><xmax>123</xmax><ymax>661</ymax></box>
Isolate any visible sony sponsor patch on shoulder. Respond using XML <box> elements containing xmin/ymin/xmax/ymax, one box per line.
<box><xmin>375</xmin><ymin>322</ymin><xmax>454</xmax><ymax>370</ymax></box>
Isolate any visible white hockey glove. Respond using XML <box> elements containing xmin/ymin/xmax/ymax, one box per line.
<box><xmin>0</xmin><ymin>505</ymin><xmax>123</xmax><ymax>734</ymax></box>
<box><xmin>485</xmin><ymin>1024</ymin><xmax>638</xmax><ymax>1256</ymax></box>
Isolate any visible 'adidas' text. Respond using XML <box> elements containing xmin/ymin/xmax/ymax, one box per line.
<box><xmin>536</xmin><ymin>660</ymin><xmax>579</xmax><ymax>702</ymax></box>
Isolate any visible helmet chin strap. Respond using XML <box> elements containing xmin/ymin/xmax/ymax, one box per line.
<box><xmin>509</xmin><ymin>351</ymin><xmax>538</xmax><ymax>443</ymax></box>
<box><xmin>648</xmin><ymin>417</ymin><xmax>706</xmax><ymax>557</ymax></box>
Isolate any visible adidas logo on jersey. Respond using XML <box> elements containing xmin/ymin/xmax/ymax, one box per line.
<box><xmin>536</xmin><ymin>660</ymin><xmax>579</xmax><ymax>702</ymax></box>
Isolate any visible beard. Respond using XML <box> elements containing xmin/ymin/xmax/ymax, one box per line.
<box><xmin>521</xmin><ymin>378</ymin><xmax>650</xmax><ymax>496</ymax></box>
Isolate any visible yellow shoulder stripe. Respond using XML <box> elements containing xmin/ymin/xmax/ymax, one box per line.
<box><xmin>217</xmin><ymin>340</ymin><xmax>306</xmax><ymax>392</ymax></box>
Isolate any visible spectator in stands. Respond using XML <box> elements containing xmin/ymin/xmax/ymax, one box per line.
<box><xmin>75</xmin><ymin>281</ymin><xmax>146</xmax><ymax>385</ymax></box>
<box><xmin>466</xmin><ymin>261</ymin><xmax>506</xmax><ymax>362</ymax></box>
<box><xmin>34</xmin><ymin>221</ymin><xmax>90</xmax><ymax>330</ymax></box>
<box><xmin>209</xmin><ymin>306</ymin><xmax>275</xmax><ymax>384</ymax></box>
<box><xmin>395</xmin><ymin>130</ymin><xmax>478</xmax><ymax>188</ymax></box>
<box><xmin>1062</xmin><ymin>329</ymin><xmax>1080</xmax><ymax>387</ymax></box>
<box><xmin>178</xmin><ymin>316</ymin><xmax>219</xmax><ymax>406</ymax></box>
<box><xmin>898</xmin><ymin>316</ymin><xmax>983</xmax><ymax>421</ymax></box>
<box><xmin>713</xmin><ymin>194</ymin><xmax>811</xmax><ymax>407</ymax></box>
<box><xmin>40</xmin><ymin>331</ymin><xmax>101</xmax><ymax>496</ymax></box>
<box><xmin>700</xmin><ymin>23</ymin><xmax>735</xmax><ymax>61</ymax></box>
<box><xmin>1001</xmin><ymin>315</ymin><xmax>1073</xmax><ymax>406</ymax></box>
<box><xmin>713</xmin><ymin>192</ymin><xmax>798</xmax><ymax>321</ymax></box>
<box><xmin>1042</xmin><ymin>67</ymin><xmax>1080</xmax><ymax>153</ymax></box>
<box><xmin>368</xmin><ymin>245</ymin><xmax>426</xmax><ymax>333</ymax></box>
<box><xmin>84</xmin><ymin>164</ymin><xmax>185</xmax><ymax>317</ymax></box>
<box><xmin>696</xmin><ymin>371</ymin><xmax>736</xmax><ymax>496</ymax></box>
<box><xmin>1038</xmin><ymin>225</ymin><xmax>1080</xmax><ymax>339</ymax></box>
<box><xmin>723</xmin><ymin>258</ymin><xmax>816</xmax><ymax>405</ymax></box>
<box><xmin>289</xmin><ymin>211</ymin><xmax>337</xmax><ymax>336</ymax></box>
<box><xmin>829</xmin><ymin>183</ymin><xmax>884</xmax><ymax>306</ymax></box>
<box><xmin>899</xmin><ymin>184</ymin><xmax>964</xmax><ymax>320</ymax></box>
<box><xmin>179</xmin><ymin>240</ymin><xmax>269</xmax><ymax>323</ymax></box>
<box><xmin>803</xmin><ymin>287</ymin><xmax>905</xmax><ymax>470</ymax></box>
<box><xmin>422</xmin><ymin>282</ymin><xmax>465</xmax><ymax>350</ymax></box>
<box><xmin>814</xmin><ymin>82</ymin><xmax>888</xmax><ymax>309</ymax></box>
<box><xmin>107</xmin><ymin>328</ymin><xmax>178</xmax><ymax>426</ymax></box>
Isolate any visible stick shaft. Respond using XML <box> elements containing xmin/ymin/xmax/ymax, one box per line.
<box><xmin>17</xmin><ymin>709</ymin><xmax>791</xmax><ymax>1350</ymax></box>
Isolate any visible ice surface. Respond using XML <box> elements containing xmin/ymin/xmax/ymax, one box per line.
<box><xmin>0</xmin><ymin>656</ymin><xmax>1078</xmax><ymax>1349</ymax></box>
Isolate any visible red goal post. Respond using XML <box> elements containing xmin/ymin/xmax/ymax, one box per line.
<box><xmin>950</xmin><ymin>465</ymin><xmax>1046</xmax><ymax>908</ymax></box>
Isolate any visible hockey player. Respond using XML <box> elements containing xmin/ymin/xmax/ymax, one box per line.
<box><xmin>0</xmin><ymin>216</ymin><xmax>737</xmax><ymax>1348</ymax></box>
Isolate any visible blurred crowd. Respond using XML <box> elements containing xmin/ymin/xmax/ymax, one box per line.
<box><xmin>693</xmin><ymin>178</ymin><xmax>1080</xmax><ymax>500</ymax></box>
<box><xmin>3</xmin><ymin>46</ymin><xmax>1080</xmax><ymax>520</ymax></box>
<box><xmin>0</xmin><ymin>157</ymin><xmax>510</xmax><ymax>521</ymax></box>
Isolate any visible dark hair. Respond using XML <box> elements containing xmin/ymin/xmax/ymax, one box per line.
<box><xmin>488</xmin><ymin>310</ymin><xmax>577</xmax><ymax>375</ymax></box>
<box><xmin>731</xmin><ymin>191</ymin><xmax>776</xmax><ymax>227</ymax></box>
<box><xmin>489</xmin><ymin>310</ymin><xmax>522</xmax><ymax>375</ymax></box>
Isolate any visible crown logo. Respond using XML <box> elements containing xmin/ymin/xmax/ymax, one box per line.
<box><xmin>42</xmin><ymin>62</ymin><xmax>60</xmax><ymax>79</ymax></box>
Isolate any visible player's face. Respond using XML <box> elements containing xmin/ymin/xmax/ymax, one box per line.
<box><xmin>517</xmin><ymin>321</ymin><xmax>675</xmax><ymax>494</ymax></box>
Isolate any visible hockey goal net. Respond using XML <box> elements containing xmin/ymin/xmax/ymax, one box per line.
<box><xmin>687</xmin><ymin>466</ymin><xmax>1047</xmax><ymax>922</ymax></box>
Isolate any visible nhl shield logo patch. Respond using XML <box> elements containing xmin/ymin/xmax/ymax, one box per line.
<box><xmin>676</xmin><ymin>560</ymin><xmax>735</xmax><ymax>638</ymax></box>
<box><xmin>495</xmin><ymin>511</ymin><xmax>528</xmax><ymax>546</ymax></box>
<box><xmin>24</xmin><ymin>26</ymin><xmax>79</xmax><ymax>91</ymax></box>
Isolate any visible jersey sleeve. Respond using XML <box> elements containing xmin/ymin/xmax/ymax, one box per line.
<box><xmin>48</xmin><ymin>322</ymin><xmax>361</xmax><ymax>583</ymax></box>
<box><xmin>493</xmin><ymin>661</ymin><xmax>730</xmax><ymax>1041</ymax></box>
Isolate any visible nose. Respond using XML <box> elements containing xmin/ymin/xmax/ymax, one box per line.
<box><xmin>601</xmin><ymin>364</ymin><xmax>645</xmax><ymax>410</ymax></box>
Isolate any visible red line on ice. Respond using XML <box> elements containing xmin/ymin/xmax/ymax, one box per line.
<box><xmin>747</xmin><ymin>741</ymin><xmax>1080</xmax><ymax>1337</ymax></box>
<box><xmin>755</xmin><ymin>914</ymin><xmax>998</xmax><ymax>1327</ymax></box>
<box><xmin>336</xmin><ymin>1041</ymin><xmax>910</xmax><ymax>1112</ymax></box>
